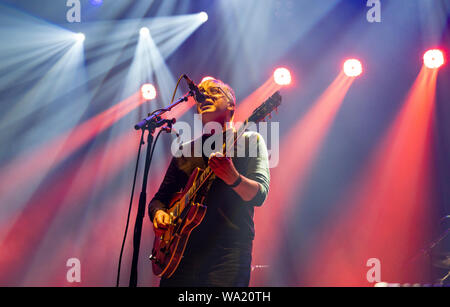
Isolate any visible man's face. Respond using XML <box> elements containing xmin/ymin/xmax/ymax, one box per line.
<box><xmin>196</xmin><ymin>80</ymin><xmax>234</xmax><ymax>124</ymax></box>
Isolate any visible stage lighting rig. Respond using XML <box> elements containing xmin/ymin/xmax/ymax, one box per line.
<box><xmin>141</xmin><ymin>84</ymin><xmax>157</xmax><ymax>101</ymax></box>
<box><xmin>423</xmin><ymin>49</ymin><xmax>445</xmax><ymax>69</ymax></box>
<box><xmin>343</xmin><ymin>59</ymin><xmax>363</xmax><ymax>77</ymax></box>
<box><xmin>274</xmin><ymin>67</ymin><xmax>292</xmax><ymax>86</ymax></box>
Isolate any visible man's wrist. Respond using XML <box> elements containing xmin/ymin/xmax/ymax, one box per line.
<box><xmin>228</xmin><ymin>174</ymin><xmax>242</xmax><ymax>188</ymax></box>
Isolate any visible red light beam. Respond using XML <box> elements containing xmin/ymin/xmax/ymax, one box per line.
<box><xmin>0</xmin><ymin>92</ymin><xmax>143</xmax><ymax>203</ymax></box>
<box><xmin>234</xmin><ymin>77</ymin><xmax>282</xmax><ymax>124</ymax></box>
<box><xmin>251</xmin><ymin>72</ymin><xmax>354</xmax><ymax>286</ymax></box>
<box><xmin>304</xmin><ymin>66</ymin><xmax>438</xmax><ymax>286</ymax></box>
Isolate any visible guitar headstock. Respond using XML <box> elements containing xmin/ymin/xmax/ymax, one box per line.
<box><xmin>248</xmin><ymin>91</ymin><xmax>282</xmax><ymax>123</ymax></box>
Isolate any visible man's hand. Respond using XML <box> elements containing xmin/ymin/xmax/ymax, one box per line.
<box><xmin>153</xmin><ymin>210</ymin><xmax>170</xmax><ymax>236</ymax></box>
<box><xmin>209</xmin><ymin>152</ymin><xmax>261</xmax><ymax>202</ymax></box>
<box><xmin>208</xmin><ymin>152</ymin><xmax>240</xmax><ymax>185</ymax></box>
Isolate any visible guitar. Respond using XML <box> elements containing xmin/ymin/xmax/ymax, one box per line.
<box><xmin>149</xmin><ymin>91</ymin><xmax>282</xmax><ymax>278</ymax></box>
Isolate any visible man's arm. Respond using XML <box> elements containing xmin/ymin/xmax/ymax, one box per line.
<box><xmin>209</xmin><ymin>132</ymin><xmax>270</xmax><ymax>205</ymax></box>
<box><xmin>148</xmin><ymin>157</ymin><xmax>187</xmax><ymax>225</ymax></box>
<box><xmin>208</xmin><ymin>152</ymin><xmax>260</xmax><ymax>201</ymax></box>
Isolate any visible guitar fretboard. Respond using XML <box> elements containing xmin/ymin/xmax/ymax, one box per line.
<box><xmin>185</xmin><ymin>118</ymin><xmax>250</xmax><ymax>203</ymax></box>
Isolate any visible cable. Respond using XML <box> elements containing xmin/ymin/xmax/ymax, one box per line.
<box><xmin>149</xmin><ymin>75</ymin><xmax>186</xmax><ymax>115</ymax></box>
<box><xmin>171</xmin><ymin>74</ymin><xmax>185</xmax><ymax>104</ymax></box>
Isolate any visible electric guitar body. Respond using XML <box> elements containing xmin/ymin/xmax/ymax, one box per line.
<box><xmin>151</xmin><ymin>167</ymin><xmax>208</xmax><ymax>278</ymax></box>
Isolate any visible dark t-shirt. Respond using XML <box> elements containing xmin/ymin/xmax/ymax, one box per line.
<box><xmin>148</xmin><ymin>130</ymin><xmax>270</xmax><ymax>249</ymax></box>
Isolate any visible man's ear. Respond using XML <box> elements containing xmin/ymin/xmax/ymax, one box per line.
<box><xmin>226</xmin><ymin>102</ymin><xmax>235</xmax><ymax>112</ymax></box>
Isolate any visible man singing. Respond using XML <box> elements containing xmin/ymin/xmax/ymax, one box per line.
<box><xmin>148</xmin><ymin>78</ymin><xmax>270</xmax><ymax>287</ymax></box>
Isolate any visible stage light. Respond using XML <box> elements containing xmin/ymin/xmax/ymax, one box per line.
<box><xmin>273</xmin><ymin>67</ymin><xmax>292</xmax><ymax>86</ymax></box>
<box><xmin>201</xmin><ymin>76</ymin><xmax>215</xmax><ymax>84</ymax></box>
<box><xmin>141</xmin><ymin>84</ymin><xmax>157</xmax><ymax>100</ymax></box>
<box><xmin>343</xmin><ymin>59</ymin><xmax>363</xmax><ymax>77</ymax></box>
<box><xmin>140</xmin><ymin>27</ymin><xmax>150</xmax><ymax>37</ymax></box>
<box><xmin>75</xmin><ymin>33</ymin><xmax>85</xmax><ymax>42</ymax></box>
<box><xmin>423</xmin><ymin>49</ymin><xmax>445</xmax><ymax>69</ymax></box>
<box><xmin>199</xmin><ymin>12</ymin><xmax>208</xmax><ymax>23</ymax></box>
<box><xmin>90</xmin><ymin>0</ymin><xmax>103</xmax><ymax>6</ymax></box>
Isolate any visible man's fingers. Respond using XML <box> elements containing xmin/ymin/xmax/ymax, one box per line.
<box><xmin>154</xmin><ymin>211</ymin><xmax>170</xmax><ymax>230</ymax></box>
<box><xmin>155</xmin><ymin>223</ymin><xmax>168</xmax><ymax>231</ymax></box>
<box><xmin>156</xmin><ymin>215</ymin><xmax>163</xmax><ymax>225</ymax></box>
<box><xmin>209</xmin><ymin>152</ymin><xmax>225</xmax><ymax>162</ymax></box>
<box><xmin>209</xmin><ymin>157</ymin><xmax>230</xmax><ymax>170</ymax></box>
<box><xmin>163</xmin><ymin>214</ymin><xmax>170</xmax><ymax>225</ymax></box>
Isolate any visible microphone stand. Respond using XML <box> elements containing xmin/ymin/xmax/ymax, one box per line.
<box><xmin>128</xmin><ymin>92</ymin><xmax>193</xmax><ymax>287</ymax></box>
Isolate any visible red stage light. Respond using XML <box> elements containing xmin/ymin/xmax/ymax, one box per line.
<box><xmin>343</xmin><ymin>59</ymin><xmax>363</xmax><ymax>77</ymax></box>
<box><xmin>141</xmin><ymin>84</ymin><xmax>157</xmax><ymax>100</ymax></box>
<box><xmin>302</xmin><ymin>67</ymin><xmax>438</xmax><ymax>286</ymax></box>
<box><xmin>423</xmin><ymin>49</ymin><xmax>445</xmax><ymax>69</ymax></box>
<box><xmin>273</xmin><ymin>67</ymin><xmax>292</xmax><ymax>86</ymax></box>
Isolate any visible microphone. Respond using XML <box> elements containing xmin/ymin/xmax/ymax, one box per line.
<box><xmin>183</xmin><ymin>74</ymin><xmax>208</xmax><ymax>103</ymax></box>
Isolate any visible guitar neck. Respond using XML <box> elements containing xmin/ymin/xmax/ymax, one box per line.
<box><xmin>187</xmin><ymin>119</ymin><xmax>251</xmax><ymax>200</ymax></box>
